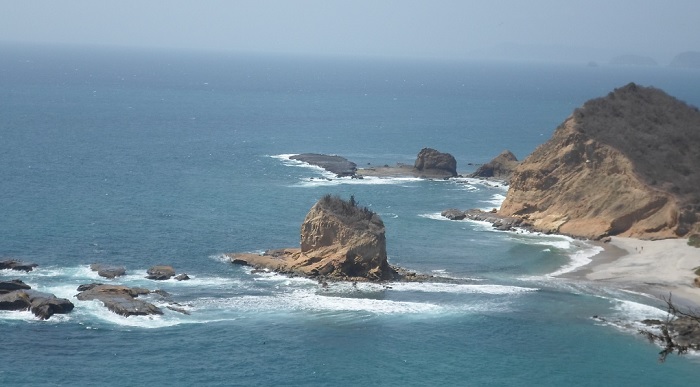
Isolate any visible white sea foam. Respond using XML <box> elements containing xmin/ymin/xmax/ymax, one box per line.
<box><xmin>593</xmin><ymin>298</ymin><xmax>671</xmax><ymax>337</ymax></box>
<box><xmin>0</xmin><ymin>309</ymin><xmax>38</xmax><ymax>321</ymax></box>
<box><xmin>209</xmin><ymin>253</ymin><xmax>233</xmax><ymax>264</ymax></box>
<box><xmin>74</xmin><ymin>299</ymin><xmax>184</xmax><ymax>329</ymax></box>
<box><xmin>506</xmin><ymin>230</ymin><xmax>576</xmax><ymax>251</ymax></box>
<box><xmin>386</xmin><ymin>282</ymin><xmax>538</xmax><ymax>295</ymax></box>
<box><xmin>418</xmin><ymin>212</ymin><xmax>450</xmax><ymax>221</ymax></box>
<box><xmin>295</xmin><ymin>175</ymin><xmax>422</xmax><ymax>188</ymax></box>
<box><xmin>451</xmin><ymin>177</ymin><xmax>509</xmax><ymax>192</ymax></box>
<box><xmin>479</xmin><ymin>193</ymin><xmax>507</xmax><ymax>211</ymax></box>
<box><xmin>548</xmin><ymin>245</ymin><xmax>604</xmax><ymax>277</ymax></box>
<box><xmin>611</xmin><ymin>299</ymin><xmax>668</xmax><ymax>321</ymax></box>
<box><xmin>195</xmin><ymin>290</ymin><xmax>444</xmax><ymax>315</ymax></box>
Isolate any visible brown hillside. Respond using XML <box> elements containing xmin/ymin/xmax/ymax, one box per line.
<box><xmin>499</xmin><ymin>83</ymin><xmax>700</xmax><ymax>239</ymax></box>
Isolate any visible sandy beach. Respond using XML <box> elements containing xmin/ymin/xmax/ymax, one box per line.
<box><xmin>569</xmin><ymin>237</ymin><xmax>700</xmax><ymax>308</ymax></box>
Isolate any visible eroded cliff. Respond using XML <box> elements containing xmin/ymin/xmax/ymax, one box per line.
<box><xmin>499</xmin><ymin>83</ymin><xmax>700</xmax><ymax>239</ymax></box>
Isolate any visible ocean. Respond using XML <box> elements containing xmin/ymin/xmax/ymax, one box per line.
<box><xmin>1</xmin><ymin>43</ymin><xmax>699</xmax><ymax>385</ymax></box>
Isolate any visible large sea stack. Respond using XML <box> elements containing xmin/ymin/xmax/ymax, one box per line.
<box><xmin>413</xmin><ymin>148</ymin><xmax>458</xmax><ymax>178</ymax></box>
<box><xmin>229</xmin><ymin>195</ymin><xmax>395</xmax><ymax>281</ymax></box>
<box><xmin>499</xmin><ymin>83</ymin><xmax>700</xmax><ymax>239</ymax></box>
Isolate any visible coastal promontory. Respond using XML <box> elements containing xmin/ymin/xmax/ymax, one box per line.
<box><xmin>499</xmin><ymin>83</ymin><xmax>700</xmax><ymax>239</ymax></box>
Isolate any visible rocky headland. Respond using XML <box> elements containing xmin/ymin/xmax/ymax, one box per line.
<box><xmin>495</xmin><ymin>83</ymin><xmax>700</xmax><ymax>240</ymax></box>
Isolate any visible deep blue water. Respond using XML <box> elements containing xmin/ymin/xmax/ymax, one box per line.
<box><xmin>2</xmin><ymin>44</ymin><xmax>700</xmax><ymax>385</ymax></box>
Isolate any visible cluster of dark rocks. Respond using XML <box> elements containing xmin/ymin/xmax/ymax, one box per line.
<box><xmin>441</xmin><ymin>208</ymin><xmax>532</xmax><ymax>232</ymax></box>
<box><xmin>1</xmin><ymin>259</ymin><xmax>190</xmax><ymax>320</ymax></box>
<box><xmin>88</xmin><ymin>263</ymin><xmax>190</xmax><ymax>281</ymax></box>
<box><xmin>0</xmin><ymin>278</ymin><xmax>74</xmax><ymax>320</ymax></box>
<box><xmin>0</xmin><ymin>259</ymin><xmax>38</xmax><ymax>272</ymax></box>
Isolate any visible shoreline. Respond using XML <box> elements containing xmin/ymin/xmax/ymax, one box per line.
<box><xmin>563</xmin><ymin>237</ymin><xmax>700</xmax><ymax>309</ymax></box>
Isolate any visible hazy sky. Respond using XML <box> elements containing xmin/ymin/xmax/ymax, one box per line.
<box><xmin>2</xmin><ymin>1</ymin><xmax>698</xmax><ymax>62</ymax></box>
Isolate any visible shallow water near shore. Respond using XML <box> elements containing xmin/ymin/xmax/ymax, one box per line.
<box><xmin>2</xmin><ymin>44</ymin><xmax>700</xmax><ymax>385</ymax></box>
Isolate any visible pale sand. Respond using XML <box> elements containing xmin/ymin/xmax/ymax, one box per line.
<box><xmin>572</xmin><ymin>237</ymin><xmax>700</xmax><ymax>308</ymax></box>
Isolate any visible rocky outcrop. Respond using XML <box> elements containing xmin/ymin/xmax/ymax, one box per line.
<box><xmin>146</xmin><ymin>265</ymin><xmax>176</xmax><ymax>280</ymax></box>
<box><xmin>413</xmin><ymin>148</ymin><xmax>457</xmax><ymax>178</ymax></box>
<box><xmin>290</xmin><ymin>153</ymin><xmax>357</xmax><ymax>177</ymax></box>
<box><xmin>0</xmin><ymin>287</ymin><xmax>74</xmax><ymax>320</ymax></box>
<box><xmin>441</xmin><ymin>209</ymin><xmax>532</xmax><ymax>232</ymax></box>
<box><xmin>471</xmin><ymin>150</ymin><xmax>519</xmax><ymax>180</ymax></box>
<box><xmin>229</xmin><ymin>195</ymin><xmax>396</xmax><ymax>281</ymax></box>
<box><xmin>76</xmin><ymin>283</ymin><xmax>163</xmax><ymax>317</ymax></box>
<box><xmin>90</xmin><ymin>263</ymin><xmax>126</xmax><ymax>279</ymax></box>
<box><xmin>499</xmin><ymin>83</ymin><xmax>700</xmax><ymax>239</ymax></box>
<box><xmin>0</xmin><ymin>259</ymin><xmax>38</xmax><ymax>272</ymax></box>
<box><xmin>0</xmin><ymin>279</ymin><xmax>32</xmax><ymax>294</ymax></box>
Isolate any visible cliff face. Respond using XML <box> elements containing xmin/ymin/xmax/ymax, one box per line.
<box><xmin>499</xmin><ymin>83</ymin><xmax>700</xmax><ymax>239</ymax></box>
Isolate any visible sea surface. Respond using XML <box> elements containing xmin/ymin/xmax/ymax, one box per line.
<box><xmin>1</xmin><ymin>44</ymin><xmax>700</xmax><ymax>385</ymax></box>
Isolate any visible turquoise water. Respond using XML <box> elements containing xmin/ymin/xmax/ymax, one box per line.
<box><xmin>1</xmin><ymin>44</ymin><xmax>699</xmax><ymax>385</ymax></box>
